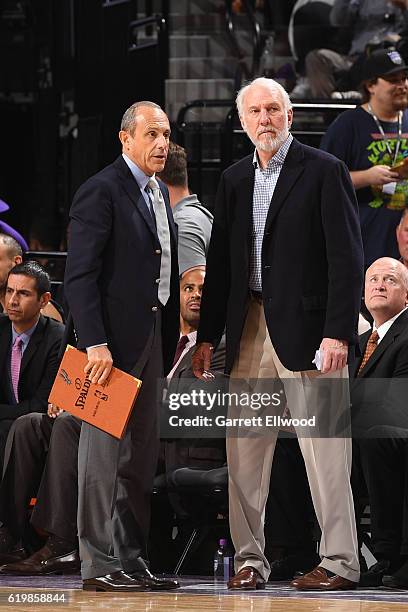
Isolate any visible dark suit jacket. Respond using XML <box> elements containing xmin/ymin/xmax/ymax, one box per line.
<box><xmin>163</xmin><ymin>336</ymin><xmax>227</xmax><ymax>472</ymax></box>
<box><xmin>64</xmin><ymin>155</ymin><xmax>179</xmax><ymax>375</ymax></box>
<box><xmin>350</xmin><ymin>309</ymin><xmax>408</xmax><ymax>435</ymax></box>
<box><xmin>0</xmin><ymin>314</ymin><xmax>65</xmax><ymax>421</ymax></box>
<box><xmin>197</xmin><ymin>138</ymin><xmax>364</xmax><ymax>372</ymax></box>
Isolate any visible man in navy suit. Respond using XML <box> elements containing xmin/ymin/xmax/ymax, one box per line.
<box><xmin>193</xmin><ymin>77</ymin><xmax>364</xmax><ymax>591</ymax></box>
<box><xmin>64</xmin><ymin>101</ymin><xmax>180</xmax><ymax>592</ymax></box>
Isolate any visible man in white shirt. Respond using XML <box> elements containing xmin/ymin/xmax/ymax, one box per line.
<box><xmin>350</xmin><ymin>257</ymin><xmax>408</xmax><ymax>587</ymax></box>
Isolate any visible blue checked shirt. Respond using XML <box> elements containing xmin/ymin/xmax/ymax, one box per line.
<box><xmin>249</xmin><ymin>134</ymin><xmax>293</xmax><ymax>291</ymax></box>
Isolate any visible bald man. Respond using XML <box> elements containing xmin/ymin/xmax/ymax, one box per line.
<box><xmin>350</xmin><ymin>257</ymin><xmax>408</xmax><ymax>588</ymax></box>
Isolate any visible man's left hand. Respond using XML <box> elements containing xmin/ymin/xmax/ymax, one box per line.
<box><xmin>319</xmin><ymin>338</ymin><xmax>348</xmax><ymax>374</ymax></box>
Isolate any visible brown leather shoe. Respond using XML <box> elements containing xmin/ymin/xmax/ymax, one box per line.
<box><xmin>228</xmin><ymin>566</ymin><xmax>265</xmax><ymax>590</ymax></box>
<box><xmin>291</xmin><ymin>566</ymin><xmax>357</xmax><ymax>591</ymax></box>
<box><xmin>0</xmin><ymin>548</ymin><xmax>28</xmax><ymax>566</ymax></box>
<box><xmin>0</xmin><ymin>545</ymin><xmax>79</xmax><ymax>575</ymax></box>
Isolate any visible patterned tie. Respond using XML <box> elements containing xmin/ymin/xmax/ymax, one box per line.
<box><xmin>11</xmin><ymin>337</ymin><xmax>23</xmax><ymax>403</ymax></box>
<box><xmin>172</xmin><ymin>335</ymin><xmax>189</xmax><ymax>367</ymax></box>
<box><xmin>147</xmin><ymin>178</ymin><xmax>171</xmax><ymax>306</ymax></box>
<box><xmin>358</xmin><ymin>330</ymin><xmax>379</xmax><ymax>375</ymax></box>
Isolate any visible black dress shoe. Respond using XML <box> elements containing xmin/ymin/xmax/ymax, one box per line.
<box><xmin>0</xmin><ymin>545</ymin><xmax>79</xmax><ymax>575</ymax></box>
<box><xmin>383</xmin><ymin>559</ymin><xmax>408</xmax><ymax>589</ymax></box>
<box><xmin>0</xmin><ymin>548</ymin><xmax>28</xmax><ymax>566</ymax></box>
<box><xmin>131</xmin><ymin>567</ymin><xmax>180</xmax><ymax>590</ymax></box>
<box><xmin>359</xmin><ymin>559</ymin><xmax>391</xmax><ymax>587</ymax></box>
<box><xmin>83</xmin><ymin>570</ymin><xmax>146</xmax><ymax>592</ymax></box>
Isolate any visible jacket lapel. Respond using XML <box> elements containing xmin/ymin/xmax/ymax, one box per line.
<box><xmin>0</xmin><ymin>317</ymin><xmax>11</xmax><ymax>392</ymax></box>
<box><xmin>357</xmin><ymin>310</ymin><xmax>408</xmax><ymax>377</ymax></box>
<box><xmin>20</xmin><ymin>316</ymin><xmax>46</xmax><ymax>376</ymax></box>
<box><xmin>113</xmin><ymin>156</ymin><xmax>158</xmax><ymax>238</ymax></box>
<box><xmin>236</xmin><ymin>158</ymin><xmax>255</xmax><ymax>270</ymax></box>
<box><xmin>264</xmin><ymin>138</ymin><xmax>305</xmax><ymax>234</ymax></box>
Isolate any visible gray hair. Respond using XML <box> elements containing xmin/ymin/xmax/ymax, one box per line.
<box><xmin>120</xmin><ymin>101</ymin><xmax>163</xmax><ymax>134</ymax></box>
<box><xmin>236</xmin><ymin>77</ymin><xmax>292</xmax><ymax>117</ymax></box>
<box><xmin>0</xmin><ymin>233</ymin><xmax>23</xmax><ymax>259</ymax></box>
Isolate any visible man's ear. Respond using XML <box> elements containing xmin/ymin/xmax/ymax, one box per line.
<box><xmin>39</xmin><ymin>291</ymin><xmax>51</xmax><ymax>309</ymax></box>
<box><xmin>14</xmin><ymin>255</ymin><xmax>22</xmax><ymax>266</ymax></box>
<box><xmin>119</xmin><ymin>130</ymin><xmax>129</xmax><ymax>149</ymax></box>
<box><xmin>287</xmin><ymin>107</ymin><xmax>294</xmax><ymax>129</ymax></box>
<box><xmin>239</xmin><ymin>114</ymin><xmax>246</xmax><ymax>132</ymax></box>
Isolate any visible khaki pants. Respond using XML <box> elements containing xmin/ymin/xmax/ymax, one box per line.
<box><xmin>227</xmin><ymin>297</ymin><xmax>359</xmax><ymax>582</ymax></box>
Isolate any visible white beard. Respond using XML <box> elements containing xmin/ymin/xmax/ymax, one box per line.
<box><xmin>248</xmin><ymin>119</ymin><xmax>290</xmax><ymax>152</ymax></box>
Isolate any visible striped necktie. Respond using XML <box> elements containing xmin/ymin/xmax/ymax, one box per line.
<box><xmin>11</xmin><ymin>337</ymin><xmax>23</xmax><ymax>402</ymax></box>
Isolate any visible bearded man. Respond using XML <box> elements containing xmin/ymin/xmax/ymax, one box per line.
<box><xmin>192</xmin><ymin>77</ymin><xmax>364</xmax><ymax>591</ymax></box>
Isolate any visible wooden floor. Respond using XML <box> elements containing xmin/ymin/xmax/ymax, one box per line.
<box><xmin>1</xmin><ymin>584</ymin><xmax>408</xmax><ymax>611</ymax></box>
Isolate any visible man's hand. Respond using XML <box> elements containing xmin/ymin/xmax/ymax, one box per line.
<box><xmin>48</xmin><ymin>403</ymin><xmax>63</xmax><ymax>419</ymax></box>
<box><xmin>319</xmin><ymin>338</ymin><xmax>349</xmax><ymax>374</ymax></box>
<box><xmin>85</xmin><ymin>346</ymin><xmax>113</xmax><ymax>385</ymax></box>
<box><xmin>366</xmin><ymin>165</ymin><xmax>399</xmax><ymax>186</ymax></box>
<box><xmin>192</xmin><ymin>342</ymin><xmax>215</xmax><ymax>380</ymax></box>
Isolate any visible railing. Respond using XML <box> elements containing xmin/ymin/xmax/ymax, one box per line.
<box><xmin>128</xmin><ymin>14</ymin><xmax>169</xmax><ymax>82</ymax></box>
<box><xmin>223</xmin><ymin>102</ymin><xmax>357</xmax><ymax>167</ymax></box>
<box><xmin>176</xmin><ymin>100</ymin><xmax>236</xmax><ymax>199</ymax></box>
<box><xmin>225</xmin><ymin>0</ymin><xmax>262</xmax><ymax>87</ymax></box>
<box><xmin>176</xmin><ymin>99</ymin><xmax>357</xmax><ymax>202</ymax></box>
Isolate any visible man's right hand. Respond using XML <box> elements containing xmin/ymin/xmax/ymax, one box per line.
<box><xmin>85</xmin><ymin>346</ymin><xmax>113</xmax><ymax>385</ymax></box>
<box><xmin>366</xmin><ymin>165</ymin><xmax>399</xmax><ymax>186</ymax></box>
<box><xmin>192</xmin><ymin>342</ymin><xmax>215</xmax><ymax>380</ymax></box>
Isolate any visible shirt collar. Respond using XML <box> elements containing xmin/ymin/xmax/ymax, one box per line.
<box><xmin>252</xmin><ymin>133</ymin><xmax>293</xmax><ymax>170</ymax></box>
<box><xmin>374</xmin><ymin>306</ymin><xmax>408</xmax><ymax>342</ymax></box>
<box><xmin>122</xmin><ymin>153</ymin><xmax>154</xmax><ymax>193</ymax></box>
<box><xmin>12</xmin><ymin>319</ymin><xmax>39</xmax><ymax>348</ymax></box>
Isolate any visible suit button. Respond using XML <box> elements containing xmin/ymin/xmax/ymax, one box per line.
<box><xmin>155</xmin><ymin>278</ymin><xmax>160</xmax><ymax>284</ymax></box>
<box><xmin>152</xmin><ymin>306</ymin><xmax>158</xmax><ymax>312</ymax></box>
<box><xmin>155</xmin><ymin>249</ymin><xmax>161</xmax><ymax>255</ymax></box>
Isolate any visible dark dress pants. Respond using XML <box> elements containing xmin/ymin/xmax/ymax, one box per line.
<box><xmin>77</xmin><ymin>318</ymin><xmax>163</xmax><ymax>580</ymax></box>
<box><xmin>0</xmin><ymin>420</ymin><xmax>14</xmax><ymax>476</ymax></box>
<box><xmin>352</xmin><ymin>436</ymin><xmax>408</xmax><ymax>559</ymax></box>
<box><xmin>31</xmin><ymin>413</ymin><xmax>81</xmax><ymax>543</ymax></box>
<box><xmin>0</xmin><ymin>412</ymin><xmax>80</xmax><ymax>545</ymax></box>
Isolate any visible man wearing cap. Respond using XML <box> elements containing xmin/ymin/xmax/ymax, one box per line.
<box><xmin>321</xmin><ymin>48</ymin><xmax>408</xmax><ymax>267</ymax></box>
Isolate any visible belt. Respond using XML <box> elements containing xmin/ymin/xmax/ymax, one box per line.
<box><xmin>249</xmin><ymin>289</ymin><xmax>263</xmax><ymax>303</ymax></box>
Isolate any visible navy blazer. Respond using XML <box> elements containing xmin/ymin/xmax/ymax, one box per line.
<box><xmin>0</xmin><ymin>314</ymin><xmax>65</xmax><ymax>421</ymax></box>
<box><xmin>64</xmin><ymin>156</ymin><xmax>179</xmax><ymax>375</ymax></box>
<box><xmin>350</xmin><ymin>309</ymin><xmax>408</xmax><ymax>435</ymax></box>
<box><xmin>197</xmin><ymin>138</ymin><xmax>364</xmax><ymax>372</ymax></box>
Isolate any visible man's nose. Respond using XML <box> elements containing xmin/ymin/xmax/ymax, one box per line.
<box><xmin>259</xmin><ymin>108</ymin><xmax>270</xmax><ymax>124</ymax></box>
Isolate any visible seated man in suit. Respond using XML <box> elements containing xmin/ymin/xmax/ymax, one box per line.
<box><xmin>0</xmin><ymin>409</ymin><xmax>80</xmax><ymax>574</ymax></box>
<box><xmin>350</xmin><ymin>256</ymin><xmax>408</xmax><ymax>587</ymax></box>
<box><xmin>0</xmin><ymin>261</ymin><xmax>64</xmax><ymax>471</ymax></box>
<box><xmin>150</xmin><ymin>265</ymin><xmax>227</xmax><ymax>574</ymax></box>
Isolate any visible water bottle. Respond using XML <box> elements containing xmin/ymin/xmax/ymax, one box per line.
<box><xmin>213</xmin><ymin>538</ymin><xmax>233</xmax><ymax>581</ymax></box>
<box><xmin>259</xmin><ymin>34</ymin><xmax>275</xmax><ymax>78</ymax></box>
